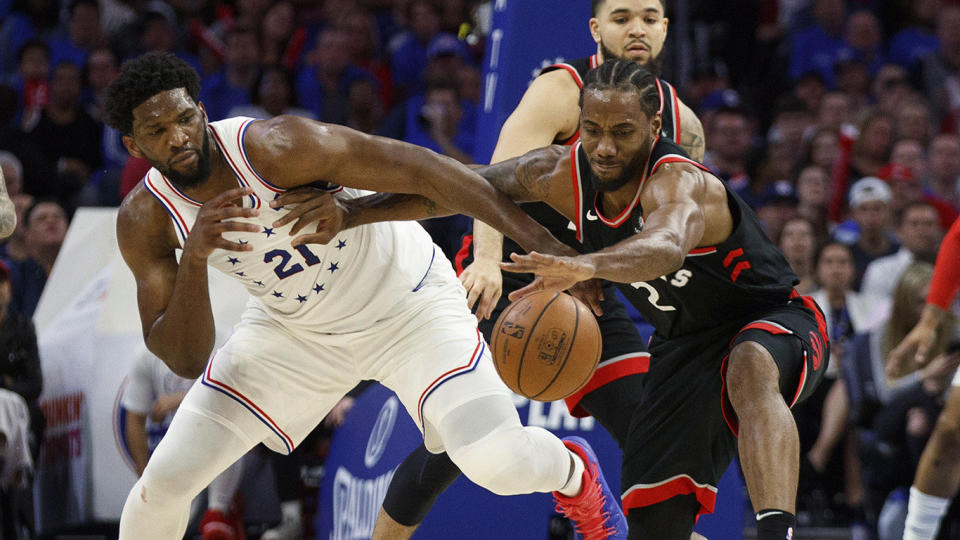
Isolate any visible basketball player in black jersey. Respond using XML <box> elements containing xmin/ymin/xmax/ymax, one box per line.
<box><xmin>322</xmin><ymin>60</ymin><xmax>829</xmax><ymax>540</ymax></box>
<box><xmin>273</xmin><ymin>2</ymin><xmax>704</xmax><ymax>537</ymax></box>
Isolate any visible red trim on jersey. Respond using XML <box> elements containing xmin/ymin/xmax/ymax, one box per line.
<box><xmin>928</xmin><ymin>217</ymin><xmax>960</xmax><ymax>310</ymax></box>
<box><xmin>792</xmin><ymin>290</ymin><xmax>830</xmax><ymax>349</ymax></box>
<box><xmin>739</xmin><ymin>321</ymin><xmax>792</xmax><ymax>336</ymax></box>
<box><xmin>719</xmin><ymin>353</ymin><xmax>738</xmax><ymax>436</ymax></box>
<box><xmin>203</xmin><ymin>354</ymin><xmax>295</xmax><ymax>452</ymax></box>
<box><xmin>237</xmin><ymin>120</ymin><xmax>283</xmax><ymax>194</ymax></box>
<box><xmin>571</xmin><ymin>143</ymin><xmax>584</xmax><ymax>242</ymax></box>
<box><xmin>589</xmin><ymin>54</ymin><xmax>599</xmax><ymax>69</ymax></box>
<box><xmin>730</xmin><ymin>261</ymin><xmax>752</xmax><ymax>282</ymax></box>
<box><xmin>650</xmin><ymin>155</ymin><xmax>710</xmax><ymax>176</ymax></box>
<box><xmin>560</xmin><ymin>132</ymin><xmax>581</xmax><ymax>146</ymax></box>
<box><xmin>144</xmin><ymin>173</ymin><xmax>191</xmax><ymax>237</ymax></box>
<box><xmin>564</xmin><ymin>353</ymin><xmax>650</xmax><ymax>417</ymax></box>
<box><xmin>594</xmin><ymin>141</ymin><xmax>657</xmax><ymax>228</ymax></box>
<box><xmin>671</xmin><ymin>83</ymin><xmax>682</xmax><ymax>144</ymax></box>
<box><xmin>655</xmin><ymin>78</ymin><xmax>665</xmax><ymax>119</ymax></box>
<box><xmin>621</xmin><ymin>475</ymin><xmax>718</xmax><ymax>519</ymax></box>
<box><xmin>158</xmin><ymin>173</ymin><xmax>202</xmax><ymax>207</ymax></box>
<box><xmin>209</xmin><ymin>123</ymin><xmax>262</xmax><ymax>210</ymax></box>
<box><xmin>416</xmin><ymin>329</ymin><xmax>485</xmax><ymax>426</ymax></box>
<box><xmin>454</xmin><ymin>234</ymin><xmax>473</xmax><ymax>276</ymax></box>
<box><xmin>789</xmin><ymin>351</ymin><xmax>809</xmax><ymax>408</ymax></box>
<box><xmin>549</xmin><ymin>63</ymin><xmax>584</xmax><ymax>88</ymax></box>
<box><xmin>687</xmin><ymin>247</ymin><xmax>717</xmax><ymax>256</ymax></box>
<box><xmin>722</xmin><ymin>248</ymin><xmax>744</xmax><ymax>267</ymax></box>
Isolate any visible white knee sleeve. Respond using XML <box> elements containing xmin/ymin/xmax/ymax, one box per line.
<box><xmin>435</xmin><ymin>393</ymin><xmax>571</xmax><ymax>496</ymax></box>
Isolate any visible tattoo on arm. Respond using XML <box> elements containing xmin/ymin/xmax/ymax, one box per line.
<box><xmin>480</xmin><ymin>146</ymin><xmax>563</xmax><ymax>202</ymax></box>
<box><xmin>681</xmin><ymin>129</ymin><xmax>705</xmax><ymax>162</ymax></box>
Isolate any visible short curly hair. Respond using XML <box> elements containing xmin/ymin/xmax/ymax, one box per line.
<box><xmin>104</xmin><ymin>52</ymin><xmax>201</xmax><ymax>134</ymax></box>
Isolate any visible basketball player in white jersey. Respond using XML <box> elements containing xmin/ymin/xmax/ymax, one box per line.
<box><xmin>0</xmin><ymin>167</ymin><xmax>16</xmax><ymax>238</ymax></box>
<box><xmin>105</xmin><ymin>52</ymin><xmax>627</xmax><ymax>540</ymax></box>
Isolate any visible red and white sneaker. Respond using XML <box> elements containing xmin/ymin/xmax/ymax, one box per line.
<box><xmin>553</xmin><ymin>436</ymin><xmax>628</xmax><ymax>540</ymax></box>
<box><xmin>200</xmin><ymin>508</ymin><xmax>245</xmax><ymax>540</ymax></box>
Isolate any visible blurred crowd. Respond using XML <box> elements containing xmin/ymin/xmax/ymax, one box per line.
<box><xmin>1</xmin><ymin>0</ymin><xmax>960</xmax><ymax>538</ymax></box>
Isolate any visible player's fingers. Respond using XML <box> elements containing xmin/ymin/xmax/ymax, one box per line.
<box><xmin>272</xmin><ymin>205</ymin><xmax>309</xmax><ymax>228</ymax></box>
<box><xmin>204</xmin><ymin>206</ymin><xmax>259</xmax><ymax>221</ymax></box>
<box><xmin>269</xmin><ymin>189</ymin><xmax>320</xmax><ymax>207</ymax></box>
<box><xmin>500</xmin><ymin>260</ymin><xmax>536</xmax><ymax>273</ymax></box>
<box><xmin>292</xmin><ymin>210</ymin><xmax>338</xmax><ymax>235</ymax></box>
<box><xmin>478</xmin><ymin>289</ymin><xmax>501</xmax><ymax>320</ymax></box>
<box><xmin>209</xmin><ymin>220</ymin><xmax>261</xmax><ymax>234</ymax></box>
<box><xmin>465</xmin><ymin>285</ymin><xmax>480</xmax><ymax>311</ymax></box>
<box><xmin>210</xmin><ymin>186</ymin><xmax>254</xmax><ymax>206</ymax></box>
<box><xmin>508</xmin><ymin>280</ymin><xmax>543</xmax><ymax>302</ymax></box>
<box><xmin>291</xmin><ymin>230</ymin><xmax>334</xmax><ymax>246</ymax></box>
<box><xmin>214</xmin><ymin>238</ymin><xmax>255</xmax><ymax>251</ymax></box>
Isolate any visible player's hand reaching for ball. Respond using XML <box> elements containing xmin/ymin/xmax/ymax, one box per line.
<box><xmin>502</xmin><ymin>251</ymin><xmax>596</xmax><ymax>305</ymax></box>
<box><xmin>183</xmin><ymin>187</ymin><xmax>260</xmax><ymax>260</ymax></box>
<box><xmin>270</xmin><ymin>187</ymin><xmax>346</xmax><ymax>246</ymax></box>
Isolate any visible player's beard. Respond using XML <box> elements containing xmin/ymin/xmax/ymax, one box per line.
<box><xmin>589</xmin><ymin>137</ymin><xmax>652</xmax><ymax>193</ymax></box>
<box><xmin>600</xmin><ymin>40</ymin><xmax>663</xmax><ymax>76</ymax></box>
<box><xmin>163</xmin><ymin>129</ymin><xmax>212</xmax><ymax>190</ymax></box>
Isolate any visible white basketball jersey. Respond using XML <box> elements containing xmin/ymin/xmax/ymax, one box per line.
<box><xmin>142</xmin><ymin>117</ymin><xmax>439</xmax><ymax>333</ymax></box>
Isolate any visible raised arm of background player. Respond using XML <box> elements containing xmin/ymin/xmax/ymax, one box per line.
<box><xmin>0</xmin><ymin>166</ymin><xmax>16</xmax><ymax>238</ymax></box>
<box><xmin>888</xmin><ymin>216</ymin><xmax>960</xmax><ymax>377</ymax></box>
<box><xmin>464</xmin><ymin>71</ymin><xmax>704</xmax><ymax>319</ymax></box>
<box><xmin>117</xmin><ymin>115</ymin><xmax>574</xmax><ymax>379</ymax></box>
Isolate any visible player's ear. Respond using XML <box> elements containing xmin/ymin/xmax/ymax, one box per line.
<box><xmin>589</xmin><ymin>18</ymin><xmax>601</xmax><ymax>44</ymax></box>
<box><xmin>651</xmin><ymin>113</ymin><xmax>662</xmax><ymax>137</ymax></box>
<box><xmin>197</xmin><ymin>101</ymin><xmax>208</xmax><ymax>121</ymax></box>
<box><xmin>122</xmin><ymin>134</ymin><xmax>144</xmax><ymax>158</ymax></box>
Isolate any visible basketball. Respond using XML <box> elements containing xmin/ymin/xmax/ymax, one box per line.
<box><xmin>490</xmin><ymin>291</ymin><xmax>602</xmax><ymax>402</ymax></box>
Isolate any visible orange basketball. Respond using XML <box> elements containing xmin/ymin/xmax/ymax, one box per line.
<box><xmin>490</xmin><ymin>291</ymin><xmax>602</xmax><ymax>402</ymax></box>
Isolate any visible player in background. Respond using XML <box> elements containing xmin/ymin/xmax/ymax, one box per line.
<box><xmin>888</xmin><ymin>216</ymin><xmax>960</xmax><ymax>540</ymax></box>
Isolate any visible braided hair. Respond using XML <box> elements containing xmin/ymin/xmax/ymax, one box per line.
<box><xmin>580</xmin><ymin>58</ymin><xmax>661</xmax><ymax>119</ymax></box>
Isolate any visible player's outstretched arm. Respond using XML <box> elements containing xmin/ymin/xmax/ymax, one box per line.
<box><xmin>245</xmin><ymin>116</ymin><xmax>573</xmax><ymax>256</ymax></box>
<box><xmin>116</xmin><ymin>186</ymin><xmax>260</xmax><ymax>378</ymax></box>
<box><xmin>0</xmin><ymin>167</ymin><xmax>16</xmax><ymax>238</ymax></box>
<box><xmin>504</xmin><ymin>163</ymin><xmax>719</xmax><ymax>299</ymax></box>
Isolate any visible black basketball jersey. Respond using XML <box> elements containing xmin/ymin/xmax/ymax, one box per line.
<box><xmin>500</xmin><ymin>55</ymin><xmax>683</xmax><ymax>259</ymax></box>
<box><xmin>571</xmin><ymin>138</ymin><xmax>798</xmax><ymax>339</ymax></box>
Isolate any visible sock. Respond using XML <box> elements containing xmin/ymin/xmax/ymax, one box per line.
<box><xmin>904</xmin><ymin>486</ymin><xmax>950</xmax><ymax>540</ymax></box>
<box><xmin>755</xmin><ymin>508</ymin><xmax>795</xmax><ymax>540</ymax></box>
<box><xmin>557</xmin><ymin>450</ymin><xmax>586</xmax><ymax>497</ymax></box>
<box><xmin>279</xmin><ymin>500</ymin><xmax>301</xmax><ymax>522</ymax></box>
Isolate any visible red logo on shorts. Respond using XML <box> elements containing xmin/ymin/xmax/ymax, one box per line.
<box><xmin>809</xmin><ymin>331</ymin><xmax>824</xmax><ymax>371</ymax></box>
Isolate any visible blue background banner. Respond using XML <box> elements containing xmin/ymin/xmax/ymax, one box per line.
<box><xmin>316</xmin><ymin>383</ymin><xmax>745</xmax><ymax>539</ymax></box>
<box><xmin>475</xmin><ymin>0</ymin><xmax>596</xmax><ymax>163</ymax></box>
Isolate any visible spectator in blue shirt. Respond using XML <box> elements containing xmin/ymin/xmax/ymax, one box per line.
<box><xmin>48</xmin><ymin>0</ymin><xmax>104</xmax><ymax>71</ymax></box>
<box><xmin>199</xmin><ymin>25</ymin><xmax>260</xmax><ymax>121</ymax></box>
<box><xmin>5</xmin><ymin>199</ymin><xmax>67</xmax><ymax>318</ymax></box>
<box><xmin>388</xmin><ymin>0</ymin><xmax>443</xmax><ymax>101</ymax></box>
<box><xmin>789</xmin><ymin>0</ymin><xmax>848</xmax><ymax>86</ymax></box>
<box><xmin>888</xmin><ymin>0</ymin><xmax>940</xmax><ymax>71</ymax></box>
